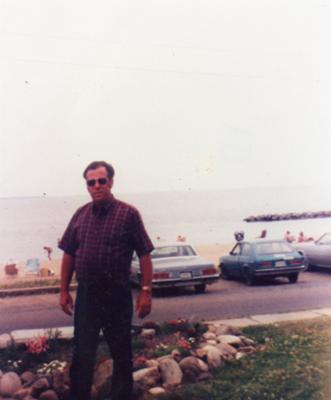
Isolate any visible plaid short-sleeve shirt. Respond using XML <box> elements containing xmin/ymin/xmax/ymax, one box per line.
<box><xmin>58</xmin><ymin>197</ymin><xmax>154</xmax><ymax>284</ymax></box>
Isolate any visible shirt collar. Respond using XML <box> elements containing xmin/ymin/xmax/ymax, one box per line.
<box><xmin>92</xmin><ymin>195</ymin><xmax>115</xmax><ymax>216</ymax></box>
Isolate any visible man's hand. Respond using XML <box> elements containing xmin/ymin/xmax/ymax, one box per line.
<box><xmin>135</xmin><ymin>290</ymin><xmax>152</xmax><ymax>319</ymax></box>
<box><xmin>60</xmin><ymin>291</ymin><xmax>74</xmax><ymax>316</ymax></box>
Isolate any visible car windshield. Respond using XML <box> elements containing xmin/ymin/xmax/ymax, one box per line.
<box><xmin>255</xmin><ymin>242</ymin><xmax>293</xmax><ymax>255</ymax></box>
<box><xmin>318</xmin><ymin>233</ymin><xmax>331</xmax><ymax>245</ymax></box>
<box><xmin>151</xmin><ymin>245</ymin><xmax>197</xmax><ymax>259</ymax></box>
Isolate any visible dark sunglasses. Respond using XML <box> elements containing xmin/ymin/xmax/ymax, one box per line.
<box><xmin>86</xmin><ymin>178</ymin><xmax>108</xmax><ymax>187</ymax></box>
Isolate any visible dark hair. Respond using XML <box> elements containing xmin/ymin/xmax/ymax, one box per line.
<box><xmin>83</xmin><ymin>161</ymin><xmax>115</xmax><ymax>180</ymax></box>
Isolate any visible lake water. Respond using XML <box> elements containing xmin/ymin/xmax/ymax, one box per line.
<box><xmin>1</xmin><ymin>185</ymin><xmax>331</xmax><ymax>263</ymax></box>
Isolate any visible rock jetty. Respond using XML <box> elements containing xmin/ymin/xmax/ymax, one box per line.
<box><xmin>244</xmin><ymin>210</ymin><xmax>331</xmax><ymax>223</ymax></box>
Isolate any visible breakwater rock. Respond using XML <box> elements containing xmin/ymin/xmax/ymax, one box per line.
<box><xmin>244</xmin><ymin>210</ymin><xmax>331</xmax><ymax>223</ymax></box>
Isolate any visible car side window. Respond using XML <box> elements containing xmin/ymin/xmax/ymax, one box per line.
<box><xmin>231</xmin><ymin>244</ymin><xmax>242</xmax><ymax>256</ymax></box>
<box><xmin>241</xmin><ymin>244</ymin><xmax>251</xmax><ymax>256</ymax></box>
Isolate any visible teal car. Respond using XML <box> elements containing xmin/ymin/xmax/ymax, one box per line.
<box><xmin>219</xmin><ymin>239</ymin><xmax>305</xmax><ymax>285</ymax></box>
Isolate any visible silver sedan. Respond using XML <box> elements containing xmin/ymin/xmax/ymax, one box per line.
<box><xmin>130</xmin><ymin>244</ymin><xmax>219</xmax><ymax>293</ymax></box>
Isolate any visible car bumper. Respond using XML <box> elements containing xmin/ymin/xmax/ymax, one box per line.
<box><xmin>151</xmin><ymin>277</ymin><xmax>219</xmax><ymax>289</ymax></box>
<box><xmin>253</xmin><ymin>265</ymin><xmax>305</xmax><ymax>277</ymax></box>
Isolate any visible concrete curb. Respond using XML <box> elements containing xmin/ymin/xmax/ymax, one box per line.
<box><xmin>206</xmin><ymin>307</ymin><xmax>331</xmax><ymax>327</ymax></box>
<box><xmin>1</xmin><ymin>308</ymin><xmax>331</xmax><ymax>350</ymax></box>
<box><xmin>0</xmin><ymin>283</ymin><xmax>77</xmax><ymax>298</ymax></box>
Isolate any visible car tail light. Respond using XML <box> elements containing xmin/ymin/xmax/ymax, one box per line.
<box><xmin>259</xmin><ymin>261</ymin><xmax>273</xmax><ymax>267</ymax></box>
<box><xmin>202</xmin><ymin>267</ymin><xmax>218</xmax><ymax>276</ymax></box>
<box><xmin>289</xmin><ymin>259</ymin><xmax>302</xmax><ymax>266</ymax></box>
<box><xmin>153</xmin><ymin>272</ymin><xmax>170</xmax><ymax>280</ymax></box>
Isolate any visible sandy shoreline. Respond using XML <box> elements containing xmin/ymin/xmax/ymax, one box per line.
<box><xmin>0</xmin><ymin>243</ymin><xmax>232</xmax><ymax>284</ymax></box>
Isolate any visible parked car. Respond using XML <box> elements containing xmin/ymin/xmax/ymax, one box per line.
<box><xmin>294</xmin><ymin>233</ymin><xmax>331</xmax><ymax>270</ymax></box>
<box><xmin>130</xmin><ymin>243</ymin><xmax>219</xmax><ymax>293</ymax></box>
<box><xmin>219</xmin><ymin>239</ymin><xmax>305</xmax><ymax>285</ymax></box>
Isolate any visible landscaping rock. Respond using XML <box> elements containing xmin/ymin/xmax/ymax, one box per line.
<box><xmin>39</xmin><ymin>389</ymin><xmax>59</xmax><ymax>400</ymax></box>
<box><xmin>179</xmin><ymin>356</ymin><xmax>208</xmax><ymax>373</ymax></box>
<box><xmin>206</xmin><ymin>339</ymin><xmax>217</xmax><ymax>346</ymax></box>
<box><xmin>217</xmin><ymin>334</ymin><xmax>242</xmax><ymax>346</ymax></box>
<box><xmin>239</xmin><ymin>336</ymin><xmax>256</xmax><ymax>346</ymax></box>
<box><xmin>159</xmin><ymin>358</ymin><xmax>183</xmax><ymax>388</ymax></box>
<box><xmin>0</xmin><ymin>334</ymin><xmax>12</xmax><ymax>349</ymax></box>
<box><xmin>202</xmin><ymin>332</ymin><xmax>216</xmax><ymax>340</ymax></box>
<box><xmin>140</xmin><ymin>329</ymin><xmax>156</xmax><ymax>338</ymax></box>
<box><xmin>133</xmin><ymin>367</ymin><xmax>160</xmax><ymax>388</ymax></box>
<box><xmin>148</xmin><ymin>386</ymin><xmax>166</xmax><ymax>396</ymax></box>
<box><xmin>13</xmin><ymin>387</ymin><xmax>32</xmax><ymax>399</ymax></box>
<box><xmin>0</xmin><ymin>372</ymin><xmax>22</xmax><ymax>397</ymax></box>
<box><xmin>31</xmin><ymin>377</ymin><xmax>50</xmax><ymax>398</ymax></box>
<box><xmin>20</xmin><ymin>371</ymin><xmax>35</xmax><ymax>386</ymax></box>
<box><xmin>93</xmin><ymin>359</ymin><xmax>113</xmax><ymax>400</ymax></box>
<box><xmin>216</xmin><ymin>342</ymin><xmax>237</xmax><ymax>359</ymax></box>
<box><xmin>51</xmin><ymin>371</ymin><xmax>69</xmax><ymax>397</ymax></box>
<box><xmin>145</xmin><ymin>359</ymin><xmax>159</xmax><ymax>369</ymax></box>
<box><xmin>205</xmin><ymin>347</ymin><xmax>223</xmax><ymax>369</ymax></box>
<box><xmin>209</xmin><ymin>324</ymin><xmax>241</xmax><ymax>336</ymax></box>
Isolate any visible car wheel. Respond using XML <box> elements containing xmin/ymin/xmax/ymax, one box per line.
<box><xmin>220</xmin><ymin>264</ymin><xmax>231</xmax><ymax>280</ymax></box>
<box><xmin>244</xmin><ymin>270</ymin><xmax>256</xmax><ymax>286</ymax></box>
<box><xmin>194</xmin><ymin>284</ymin><xmax>207</xmax><ymax>294</ymax></box>
<box><xmin>288</xmin><ymin>273</ymin><xmax>299</xmax><ymax>284</ymax></box>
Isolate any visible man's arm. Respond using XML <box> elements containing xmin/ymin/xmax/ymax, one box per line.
<box><xmin>59</xmin><ymin>252</ymin><xmax>75</xmax><ymax>316</ymax></box>
<box><xmin>135</xmin><ymin>253</ymin><xmax>153</xmax><ymax>319</ymax></box>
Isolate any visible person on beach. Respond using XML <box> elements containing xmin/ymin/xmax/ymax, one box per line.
<box><xmin>58</xmin><ymin>161</ymin><xmax>154</xmax><ymax>400</ymax></box>
<box><xmin>43</xmin><ymin>245</ymin><xmax>53</xmax><ymax>260</ymax></box>
<box><xmin>257</xmin><ymin>229</ymin><xmax>267</xmax><ymax>239</ymax></box>
<box><xmin>284</xmin><ymin>230</ymin><xmax>295</xmax><ymax>243</ymax></box>
<box><xmin>298</xmin><ymin>231</ymin><xmax>314</xmax><ymax>242</ymax></box>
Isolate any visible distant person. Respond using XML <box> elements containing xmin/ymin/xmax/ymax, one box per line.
<box><xmin>284</xmin><ymin>230</ymin><xmax>295</xmax><ymax>243</ymax></box>
<box><xmin>298</xmin><ymin>231</ymin><xmax>314</xmax><ymax>242</ymax></box>
<box><xmin>176</xmin><ymin>235</ymin><xmax>186</xmax><ymax>242</ymax></box>
<box><xmin>257</xmin><ymin>229</ymin><xmax>267</xmax><ymax>239</ymax></box>
<box><xmin>58</xmin><ymin>161</ymin><xmax>154</xmax><ymax>400</ymax></box>
<box><xmin>43</xmin><ymin>246</ymin><xmax>53</xmax><ymax>261</ymax></box>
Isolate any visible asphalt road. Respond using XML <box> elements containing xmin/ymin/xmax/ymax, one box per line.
<box><xmin>1</xmin><ymin>270</ymin><xmax>331</xmax><ymax>334</ymax></box>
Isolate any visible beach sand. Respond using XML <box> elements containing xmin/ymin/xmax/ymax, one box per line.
<box><xmin>0</xmin><ymin>243</ymin><xmax>232</xmax><ymax>284</ymax></box>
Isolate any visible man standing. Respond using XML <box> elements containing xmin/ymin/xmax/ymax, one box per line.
<box><xmin>59</xmin><ymin>161</ymin><xmax>154</xmax><ymax>400</ymax></box>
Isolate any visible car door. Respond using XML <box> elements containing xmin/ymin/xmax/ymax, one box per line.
<box><xmin>226</xmin><ymin>243</ymin><xmax>243</xmax><ymax>277</ymax></box>
<box><xmin>239</xmin><ymin>243</ymin><xmax>253</xmax><ymax>277</ymax></box>
<box><xmin>312</xmin><ymin>234</ymin><xmax>331</xmax><ymax>267</ymax></box>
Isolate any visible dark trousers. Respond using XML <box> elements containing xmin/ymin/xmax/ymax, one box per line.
<box><xmin>69</xmin><ymin>282</ymin><xmax>133</xmax><ymax>400</ymax></box>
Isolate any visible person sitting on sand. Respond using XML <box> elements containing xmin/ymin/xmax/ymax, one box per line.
<box><xmin>298</xmin><ymin>232</ymin><xmax>314</xmax><ymax>242</ymax></box>
<box><xmin>284</xmin><ymin>230</ymin><xmax>295</xmax><ymax>243</ymax></box>
<box><xmin>176</xmin><ymin>235</ymin><xmax>186</xmax><ymax>242</ymax></box>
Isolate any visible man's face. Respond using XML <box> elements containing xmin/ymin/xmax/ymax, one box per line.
<box><xmin>85</xmin><ymin>166</ymin><xmax>113</xmax><ymax>202</ymax></box>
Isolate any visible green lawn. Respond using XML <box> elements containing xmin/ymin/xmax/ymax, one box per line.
<box><xmin>154</xmin><ymin>317</ymin><xmax>331</xmax><ymax>400</ymax></box>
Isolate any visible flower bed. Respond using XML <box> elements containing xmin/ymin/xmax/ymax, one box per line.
<box><xmin>0</xmin><ymin>320</ymin><xmax>258</xmax><ymax>399</ymax></box>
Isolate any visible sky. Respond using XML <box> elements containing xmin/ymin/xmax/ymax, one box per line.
<box><xmin>0</xmin><ymin>0</ymin><xmax>330</xmax><ymax>197</ymax></box>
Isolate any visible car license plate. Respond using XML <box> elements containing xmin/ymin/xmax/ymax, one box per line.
<box><xmin>275</xmin><ymin>261</ymin><xmax>286</xmax><ymax>267</ymax></box>
<box><xmin>180</xmin><ymin>272</ymin><xmax>192</xmax><ymax>279</ymax></box>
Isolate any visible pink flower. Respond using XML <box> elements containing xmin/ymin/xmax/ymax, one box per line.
<box><xmin>26</xmin><ymin>336</ymin><xmax>49</xmax><ymax>355</ymax></box>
